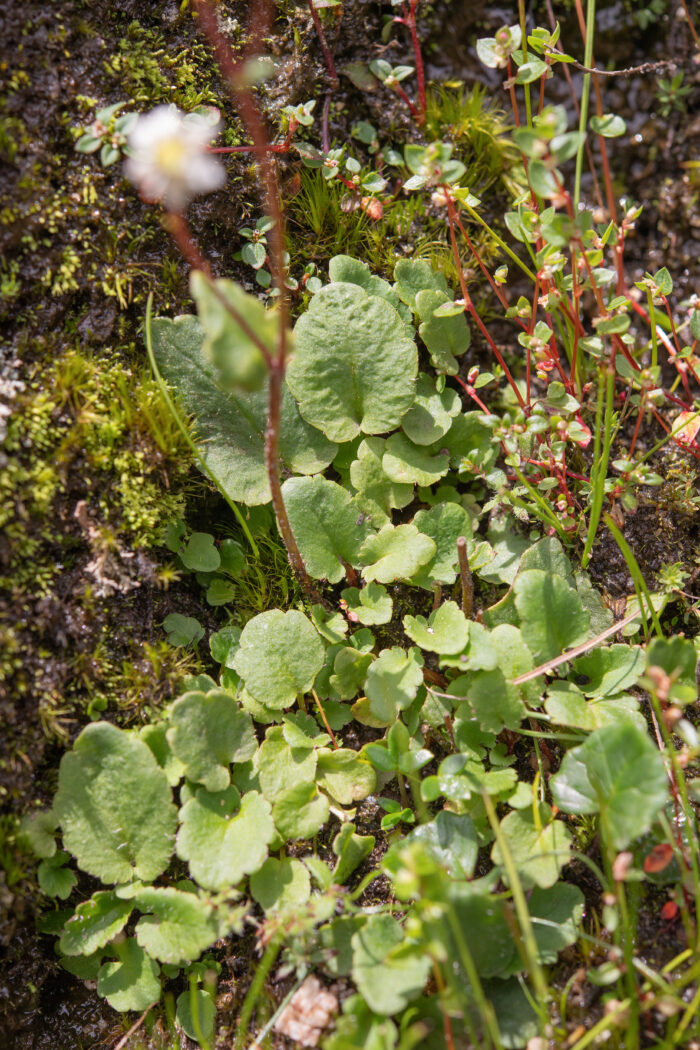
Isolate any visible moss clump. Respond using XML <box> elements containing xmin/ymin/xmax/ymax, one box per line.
<box><xmin>1</xmin><ymin>346</ymin><xmax>191</xmax><ymax>596</ymax></box>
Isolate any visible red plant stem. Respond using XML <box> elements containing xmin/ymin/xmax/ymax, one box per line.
<box><xmin>452</xmin><ymin>211</ymin><xmax>516</xmax><ymax>315</ymax></box>
<box><xmin>570</xmin><ymin>247</ymin><xmax>581</xmax><ymax>391</ymax></box>
<box><xmin>454</xmin><ymin>376</ymin><xmax>491</xmax><ymax>414</ymax></box>
<box><xmin>391</xmin><ymin>82</ymin><xmax>420</xmax><ymax>119</ymax></box>
<box><xmin>506</xmin><ymin>58</ymin><xmax>521</xmax><ymax>127</ymax></box>
<box><xmin>306</xmin><ymin>0</ymin><xmax>339</xmax><ymax>86</ymax></box>
<box><xmin>209</xmin><ymin>124</ymin><xmax>297</xmax><ymax>155</ymax></box>
<box><xmin>405</xmin><ymin>0</ymin><xmax>427</xmax><ymax>121</ymax></box>
<box><xmin>194</xmin><ymin>0</ymin><xmax>314</xmax><ymax>592</ymax></box>
<box><xmin>628</xmin><ymin>392</ymin><xmax>646</xmax><ymax>458</ymax></box>
<box><xmin>445</xmin><ymin>193</ymin><xmax>526</xmax><ymax>409</ymax></box>
<box><xmin>457</xmin><ymin>536</ymin><xmax>474</xmax><ymax>618</ymax></box>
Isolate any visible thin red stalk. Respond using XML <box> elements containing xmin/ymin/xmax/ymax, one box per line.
<box><xmin>506</xmin><ymin>57</ymin><xmax>521</xmax><ymax>127</ymax></box>
<box><xmin>454</xmin><ymin>375</ymin><xmax>491</xmax><ymax>414</ymax></box>
<box><xmin>306</xmin><ymin>0</ymin><xmax>339</xmax><ymax>86</ymax></box>
<box><xmin>570</xmin><ymin>247</ymin><xmax>581</xmax><ymax>391</ymax></box>
<box><xmin>628</xmin><ymin>392</ymin><xmax>646</xmax><ymax>458</ymax></box>
<box><xmin>194</xmin><ymin>0</ymin><xmax>315</xmax><ymax>593</ymax></box>
<box><xmin>445</xmin><ymin>193</ymin><xmax>525</xmax><ymax>409</ymax></box>
<box><xmin>405</xmin><ymin>0</ymin><xmax>427</xmax><ymax>120</ymax></box>
<box><xmin>392</xmin><ymin>82</ymin><xmax>420</xmax><ymax>119</ymax></box>
<box><xmin>452</xmin><ymin>212</ymin><xmax>512</xmax><ymax>313</ymax></box>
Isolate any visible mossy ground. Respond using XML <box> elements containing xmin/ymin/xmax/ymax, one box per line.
<box><xmin>2</xmin><ymin>0</ymin><xmax>700</xmax><ymax>1046</ymax></box>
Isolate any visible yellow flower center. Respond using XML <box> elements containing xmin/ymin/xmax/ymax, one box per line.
<box><xmin>154</xmin><ymin>138</ymin><xmax>188</xmax><ymax>176</ymax></box>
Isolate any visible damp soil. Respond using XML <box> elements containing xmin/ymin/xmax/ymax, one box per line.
<box><xmin>2</xmin><ymin>0</ymin><xmax>700</xmax><ymax>1047</ymax></box>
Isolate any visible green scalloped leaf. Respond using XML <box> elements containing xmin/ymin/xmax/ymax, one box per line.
<box><xmin>404</xmin><ymin>601</ymin><xmax>470</xmax><ymax>655</ymax></box>
<box><xmin>316</xmin><ymin>748</ymin><xmax>376</xmax><ymax>805</ymax></box>
<box><xmin>382</xmin><ymin>432</ymin><xmax>451</xmax><ymax>486</ymax></box>
<box><xmin>351</xmin><ymin>914</ymin><xmax>431</xmax><ymax>1015</ymax></box>
<box><xmin>273</xmin><ymin>781</ymin><xmax>330</xmax><ymax>840</ymax></box>
<box><xmin>415</xmin><ymin>289</ymin><xmax>471</xmax><ymax>374</ymax></box>
<box><xmin>341</xmin><ymin>582</ymin><xmax>393</xmax><ymax>625</ymax></box>
<box><xmin>514</xmin><ymin>569</ymin><xmax>590</xmax><ymax>662</ymax></box>
<box><xmin>349</xmin><ymin>437</ymin><xmax>413</xmax><ymax>526</ymax></box>
<box><xmin>177</xmin><ymin>787</ymin><xmax>274</xmax><ymax>891</ymax></box>
<box><xmin>401</xmin><ymin>374</ymin><xmax>461</xmax><ymax>445</ymax></box>
<box><xmin>550</xmin><ymin>724</ymin><xmax>668</xmax><ymax>849</ymax></box>
<box><xmin>134</xmin><ymin>886</ymin><xmax>221</xmax><ymax>965</ymax></box>
<box><xmin>281</xmin><ymin>475</ymin><xmax>373</xmax><ymax>582</ymax></box>
<box><xmin>365</xmin><ymin>646</ymin><xmax>424</xmax><ymax>722</ymax></box>
<box><xmin>233</xmin><ymin>609</ymin><xmax>325</xmax><ymax>709</ymax></box>
<box><xmin>55</xmin><ymin>723</ymin><xmax>177</xmax><ymax>884</ymax></box>
<box><xmin>256</xmin><ymin>726</ymin><xmax>318</xmax><ymax>803</ymax></box>
<box><xmin>359</xmin><ymin>524</ymin><xmax>436</xmax><ymax>584</ymax></box>
<box><xmin>491</xmin><ymin>803</ymin><xmax>573</xmax><ymax>889</ymax></box>
<box><xmin>167</xmin><ymin>690</ymin><xmax>256</xmax><ymax>792</ymax></box>
<box><xmin>394</xmin><ymin>259</ymin><xmax>448</xmax><ymax>308</ymax></box>
<box><xmin>288</xmin><ymin>283</ymin><xmax>417</xmax><ymax>443</ymax></box>
<box><xmin>60</xmin><ymin>890</ymin><xmax>133</xmax><ymax>956</ymax></box>
<box><xmin>97</xmin><ymin>939</ymin><xmax>160</xmax><ymax>1013</ymax></box>
<box><xmin>250</xmin><ymin>857</ymin><xmax>311</xmax><ymax>913</ymax></box>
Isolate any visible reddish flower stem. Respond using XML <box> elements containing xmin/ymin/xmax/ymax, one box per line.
<box><xmin>445</xmin><ymin>192</ymin><xmax>525</xmax><ymax>409</ymax></box>
<box><xmin>306</xmin><ymin>0</ymin><xmax>339</xmax><ymax>87</ymax></box>
<box><xmin>194</xmin><ymin>0</ymin><xmax>316</xmax><ymax>595</ymax></box>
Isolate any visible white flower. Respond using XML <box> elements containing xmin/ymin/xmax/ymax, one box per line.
<box><xmin>124</xmin><ymin>105</ymin><xmax>225</xmax><ymax>211</ymax></box>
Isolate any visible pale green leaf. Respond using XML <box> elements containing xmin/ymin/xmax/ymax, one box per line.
<box><xmin>55</xmin><ymin>723</ymin><xmax>177</xmax><ymax>884</ymax></box>
<box><xmin>176</xmin><ymin>787</ymin><xmax>274</xmax><ymax>890</ymax></box>
<box><xmin>233</xmin><ymin>610</ymin><xmax>325</xmax><ymax>709</ymax></box>
<box><xmin>167</xmin><ymin>690</ymin><xmax>256</xmax><ymax>792</ymax></box>
<box><xmin>281</xmin><ymin>476</ymin><xmax>373</xmax><ymax>582</ymax></box>
<box><xmin>288</xmin><ymin>283</ymin><xmax>417</xmax><ymax>442</ymax></box>
<box><xmin>359</xmin><ymin>524</ymin><xmax>436</xmax><ymax>584</ymax></box>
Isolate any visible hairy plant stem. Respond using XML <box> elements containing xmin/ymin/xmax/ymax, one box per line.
<box><xmin>306</xmin><ymin>0</ymin><xmax>339</xmax><ymax>86</ymax></box>
<box><xmin>456</xmin><ymin>536</ymin><xmax>474</xmax><ymax>618</ymax></box>
<box><xmin>194</xmin><ymin>0</ymin><xmax>316</xmax><ymax>596</ymax></box>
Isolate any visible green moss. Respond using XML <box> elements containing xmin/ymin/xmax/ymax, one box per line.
<box><xmin>1</xmin><ymin>346</ymin><xmax>191</xmax><ymax>596</ymax></box>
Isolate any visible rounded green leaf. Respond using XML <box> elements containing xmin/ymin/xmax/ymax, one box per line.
<box><xmin>382</xmin><ymin>432</ymin><xmax>451</xmax><ymax>486</ymax></box>
<box><xmin>134</xmin><ymin>887</ymin><xmax>220</xmax><ymax>965</ymax></box>
<box><xmin>150</xmin><ymin>315</ymin><xmax>336</xmax><ymax>506</ymax></box>
<box><xmin>409</xmin><ymin>811</ymin><xmax>478</xmax><ymax>879</ymax></box>
<box><xmin>180</xmin><ymin>532</ymin><xmax>221</xmax><ymax>572</ymax></box>
<box><xmin>491</xmin><ymin>804</ymin><xmax>572</xmax><ymax>889</ymax></box>
<box><xmin>349</xmin><ymin>437</ymin><xmax>413</xmax><ymax>526</ymax></box>
<box><xmin>340</xmin><ymin>583</ymin><xmax>393</xmax><ymax>626</ymax></box>
<box><xmin>233</xmin><ymin>609</ymin><xmax>325</xmax><ymax>709</ymax></box>
<box><xmin>529</xmin><ymin>883</ymin><xmax>584</xmax><ymax>964</ymax></box>
<box><xmin>415</xmin><ymin>289</ymin><xmax>470</xmax><ymax>374</ymax></box>
<box><xmin>97</xmin><ymin>939</ymin><xmax>160</xmax><ymax>1013</ymax></box>
<box><xmin>550</xmin><ymin>724</ymin><xmax>668</xmax><ymax>850</ymax></box>
<box><xmin>168</xmin><ymin>690</ymin><xmax>256</xmax><ymax>792</ymax></box>
<box><xmin>404</xmin><ymin>601</ymin><xmax>470</xmax><ymax>655</ymax></box>
<box><xmin>401</xmin><ymin>374</ymin><xmax>461</xmax><ymax>445</ymax></box>
<box><xmin>359</xmin><ymin>524</ymin><xmax>436</xmax><ymax>584</ymax></box>
<box><xmin>412</xmin><ymin>503</ymin><xmax>481</xmax><ymax>587</ymax></box>
<box><xmin>394</xmin><ymin>259</ymin><xmax>448</xmax><ymax>308</ymax></box>
<box><xmin>256</xmin><ymin>727</ymin><xmax>318</xmax><ymax>803</ymax></box>
<box><xmin>190</xmin><ymin>271</ymin><xmax>273</xmax><ymax>392</ymax></box>
<box><xmin>177</xmin><ymin>787</ymin><xmax>274</xmax><ymax>891</ymax></box>
<box><xmin>176</xmin><ymin>988</ymin><xmax>216</xmax><ymax>1046</ymax></box>
<box><xmin>281</xmin><ymin>476</ymin><xmax>373</xmax><ymax>582</ymax></box>
<box><xmin>514</xmin><ymin>569</ymin><xmax>590</xmax><ymax>662</ymax></box>
<box><xmin>60</xmin><ymin>890</ymin><xmax>133</xmax><ymax>956</ymax></box>
<box><xmin>545</xmin><ymin>683</ymin><xmax>644</xmax><ymax>731</ymax></box>
<box><xmin>250</xmin><ymin>857</ymin><xmax>311</xmax><ymax>913</ymax></box>
<box><xmin>38</xmin><ymin>856</ymin><xmax>77</xmax><ymax>900</ymax></box>
<box><xmin>365</xmin><ymin>646</ymin><xmax>424</xmax><ymax>722</ymax></box>
<box><xmin>590</xmin><ymin>113</ymin><xmax>626</xmax><ymax>137</ymax></box>
<box><xmin>288</xmin><ymin>283</ymin><xmax>418</xmax><ymax>443</ymax></box>
<box><xmin>316</xmin><ymin>748</ymin><xmax>376</xmax><ymax>805</ymax></box>
<box><xmin>273</xmin><ymin>781</ymin><xmax>330</xmax><ymax>840</ymax></box>
<box><xmin>351</xmin><ymin>914</ymin><xmax>431</xmax><ymax>1015</ymax></box>
<box><xmin>573</xmin><ymin>645</ymin><xmax>644</xmax><ymax>698</ymax></box>
<box><xmin>55</xmin><ymin>723</ymin><xmax>177</xmax><ymax>884</ymax></box>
